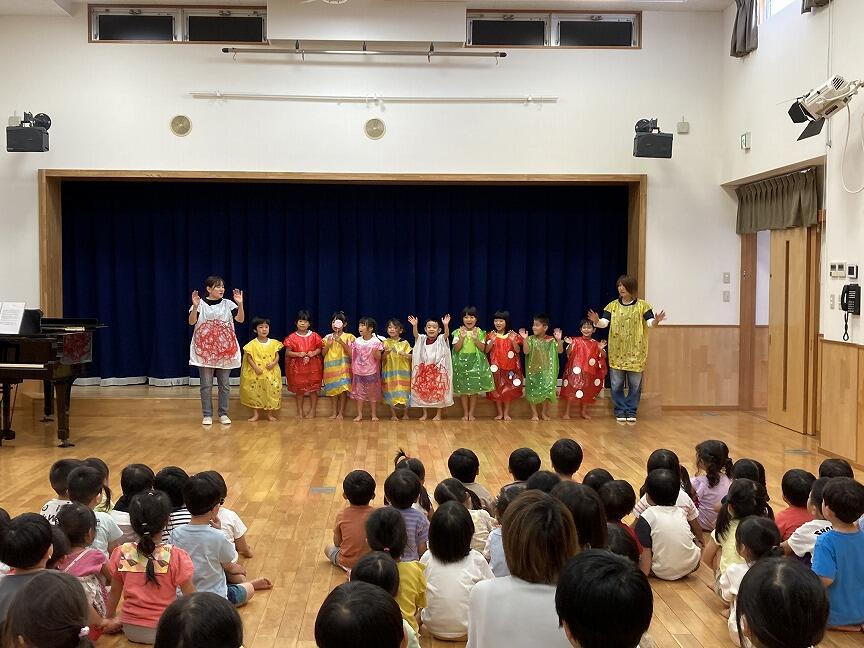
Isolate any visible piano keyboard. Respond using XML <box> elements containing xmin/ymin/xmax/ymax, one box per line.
<box><xmin>0</xmin><ymin>363</ymin><xmax>46</xmax><ymax>370</ymax></box>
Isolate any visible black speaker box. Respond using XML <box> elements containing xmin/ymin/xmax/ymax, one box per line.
<box><xmin>633</xmin><ymin>132</ymin><xmax>673</xmax><ymax>159</ymax></box>
<box><xmin>6</xmin><ymin>126</ymin><xmax>49</xmax><ymax>152</ymax></box>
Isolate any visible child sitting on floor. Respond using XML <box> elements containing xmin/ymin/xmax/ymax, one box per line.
<box><xmin>0</xmin><ymin>513</ymin><xmax>54</xmax><ymax>619</ymax></box>
<box><xmin>550</xmin><ymin>439</ymin><xmax>583</xmax><ymax>481</ymax></box>
<box><xmin>434</xmin><ymin>478</ymin><xmax>496</xmax><ymax>553</ymax></box>
<box><xmin>40</xmin><ymin>458</ymin><xmax>83</xmax><ymax>525</ymax></box>
<box><xmin>351</xmin><ymin>552</ymin><xmax>420</xmax><ymax>648</ymax></box>
<box><xmin>498</xmin><ymin>447</ymin><xmax>541</xmax><ymax>501</ymax></box>
<box><xmin>324</xmin><ymin>470</ymin><xmax>376</xmax><ymax>571</ymax></box>
<box><xmin>198</xmin><ymin>470</ymin><xmax>254</xmax><ymax>559</ymax></box>
<box><xmin>774</xmin><ymin>469</ymin><xmax>815</xmax><ymax>541</ymax></box>
<box><xmin>315</xmin><ymin>581</ymin><xmax>405</xmax><ymax>648</ymax></box>
<box><xmin>384</xmin><ymin>470</ymin><xmax>429</xmax><ymax>562</ymax></box>
<box><xmin>599</xmin><ymin>479</ymin><xmax>649</xmax><ymax>575</ymax></box>
<box><xmin>67</xmin><ymin>465</ymin><xmax>122</xmax><ymax>558</ymax></box>
<box><xmin>154</xmin><ymin>466</ymin><xmax>191</xmax><ymax>542</ymax></box>
<box><xmin>110</xmin><ymin>463</ymin><xmax>154</xmax><ymax>543</ymax></box>
<box><xmin>782</xmin><ymin>476</ymin><xmax>833</xmax><ymax>565</ymax></box>
<box><xmin>448</xmin><ymin>448</ymin><xmax>495</xmax><ymax>515</ymax></box>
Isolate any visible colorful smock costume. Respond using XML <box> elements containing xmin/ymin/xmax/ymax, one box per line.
<box><xmin>560</xmin><ymin>337</ymin><xmax>607</xmax><ymax>403</ymax></box>
<box><xmin>239</xmin><ymin>338</ymin><xmax>284</xmax><ymax>410</ymax></box>
<box><xmin>283</xmin><ymin>331</ymin><xmax>324</xmax><ymax>395</ymax></box>
<box><xmin>382</xmin><ymin>338</ymin><xmax>412</xmax><ymax>407</ymax></box>
<box><xmin>350</xmin><ymin>336</ymin><xmax>385</xmax><ymax>402</ymax></box>
<box><xmin>189</xmin><ymin>298</ymin><xmax>241</xmax><ymax>369</ymax></box>
<box><xmin>602</xmin><ymin>298</ymin><xmax>655</xmax><ymax>372</ymax></box>
<box><xmin>323</xmin><ymin>332</ymin><xmax>355</xmax><ymax>396</ymax></box>
<box><xmin>411</xmin><ymin>334</ymin><xmax>454</xmax><ymax>408</ymax></box>
<box><xmin>523</xmin><ymin>335</ymin><xmax>559</xmax><ymax>404</ymax></box>
<box><xmin>451</xmin><ymin>328</ymin><xmax>494</xmax><ymax>396</ymax></box>
<box><xmin>486</xmin><ymin>332</ymin><xmax>524</xmax><ymax>402</ymax></box>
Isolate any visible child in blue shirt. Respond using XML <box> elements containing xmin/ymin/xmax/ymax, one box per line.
<box><xmin>811</xmin><ymin>477</ymin><xmax>864</xmax><ymax>630</ymax></box>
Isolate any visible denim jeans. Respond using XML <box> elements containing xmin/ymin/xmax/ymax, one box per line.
<box><xmin>609</xmin><ymin>368</ymin><xmax>643</xmax><ymax>417</ymax></box>
<box><xmin>199</xmin><ymin>367</ymin><xmax>231</xmax><ymax>417</ymax></box>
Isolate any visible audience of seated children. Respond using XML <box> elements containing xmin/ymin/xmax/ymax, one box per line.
<box><xmin>110</xmin><ymin>463</ymin><xmax>155</xmax><ymax>543</ymax></box>
<box><xmin>39</xmin><ymin>459</ymin><xmax>83</xmax><ymax>525</ymax></box>
<box><xmin>582</xmin><ymin>467</ymin><xmax>614</xmax><ymax>493</ymax></box>
<box><xmin>84</xmin><ymin>457</ymin><xmax>113</xmax><ymax>514</ymax></box>
<box><xmin>819</xmin><ymin>457</ymin><xmax>855</xmax><ymax>479</ymax></box>
<box><xmin>384</xmin><ymin>470</ymin><xmax>429</xmax><ymax>562</ymax></box>
<box><xmin>555</xmin><ymin>550</ymin><xmax>653</xmax><ymax>648</ymax></box>
<box><xmin>48</xmin><ymin>524</ymin><xmax>72</xmax><ymax>570</ymax></box>
<box><xmin>394</xmin><ymin>450</ymin><xmax>433</xmax><ymax>520</ymax></box>
<box><xmin>106</xmin><ymin>489</ymin><xmax>195</xmax><ymax>644</ymax></box>
<box><xmin>198</xmin><ymin>470</ymin><xmax>254</xmax><ymax>558</ymax></box>
<box><xmin>774</xmin><ymin>469</ymin><xmax>816</xmax><ymax>541</ymax></box>
<box><xmin>154</xmin><ymin>466</ymin><xmax>192</xmax><ymax>542</ymax></box>
<box><xmin>448</xmin><ymin>448</ymin><xmax>495</xmax><ymax>515</ymax></box>
<box><xmin>599</xmin><ymin>479</ymin><xmax>649</xmax><ymax>575</ymax></box>
<box><xmin>811</xmin><ymin>477</ymin><xmax>864</xmax><ymax>631</ymax></box>
<box><xmin>364</xmin><ymin>507</ymin><xmax>426</xmax><ymax>634</ymax></box>
<box><xmin>324</xmin><ymin>469</ymin><xmax>376</xmax><ymax>570</ymax></box>
<box><xmin>717</xmin><ymin>516</ymin><xmax>782</xmax><ymax>645</ymax></box>
<box><xmin>782</xmin><ymin>476</ymin><xmax>833</xmax><ymax>565</ymax></box>
<box><xmin>66</xmin><ymin>466</ymin><xmax>123</xmax><ymax>558</ymax></box>
<box><xmin>550</xmin><ymin>481</ymin><xmax>607</xmax><ymax>551</ymax></box>
<box><xmin>0</xmin><ymin>513</ymin><xmax>53</xmax><ymax>620</ymax></box>
<box><xmin>468</xmin><ymin>491</ymin><xmax>579</xmax><ymax>648</ymax></box>
<box><xmin>550</xmin><ymin>439</ymin><xmax>583</xmax><ymax>481</ymax></box>
<box><xmin>154</xmin><ymin>592</ymin><xmax>244</xmax><ymax>648</ymax></box>
<box><xmin>315</xmin><ymin>581</ymin><xmax>407</xmax><ymax>648</ymax></box>
<box><xmin>690</xmin><ymin>440</ymin><xmax>734</xmax><ymax>532</ymax></box>
<box><xmin>735</xmin><ymin>557</ymin><xmax>828</xmax><ymax>648</ymax></box>
<box><xmin>420</xmin><ymin>501</ymin><xmax>494</xmax><ymax>640</ymax></box>
<box><xmin>605</xmin><ymin>523</ymin><xmax>641</xmax><ymax>566</ymax></box>
<box><xmin>633</xmin><ymin>469</ymin><xmax>701</xmax><ymax>581</ymax></box>
<box><xmin>525</xmin><ymin>470</ymin><xmax>562</xmax><ymax>493</ymax></box>
<box><xmin>351</xmin><ymin>551</ymin><xmax>420</xmax><ymax>648</ymax></box>
<box><xmin>434</xmin><ymin>478</ymin><xmax>496</xmax><ymax>553</ymax></box>
<box><xmin>498</xmin><ymin>447</ymin><xmax>541</xmax><ymax>501</ymax></box>
<box><xmin>482</xmin><ymin>487</ymin><xmax>515</xmax><ymax>578</ymax></box>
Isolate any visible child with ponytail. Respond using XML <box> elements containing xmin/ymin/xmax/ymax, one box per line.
<box><xmin>691</xmin><ymin>440</ymin><xmax>734</xmax><ymax>531</ymax></box>
<box><xmin>106</xmin><ymin>490</ymin><xmax>195</xmax><ymax>645</ymax></box>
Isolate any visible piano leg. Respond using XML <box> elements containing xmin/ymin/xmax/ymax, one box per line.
<box><xmin>1</xmin><ymin>383</ymin><xmax>15</xmax><ymax>443</ymax></box>
<box><xmin>41</xmin><ymin>379</ymin><xmax>54</xmax><ymax>422</ymax></box>
<box><xmin>55</xmin><ymin>379</ymin><xmax>74</xmax><ymax>448</ymax></box>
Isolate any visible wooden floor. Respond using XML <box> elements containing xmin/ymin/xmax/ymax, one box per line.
<box><xmin>1</xmin><ymin>407</ymin><xmax>862</xmax><ymax>648</ymax></box>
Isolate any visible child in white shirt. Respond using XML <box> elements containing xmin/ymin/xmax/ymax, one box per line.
<box><xmin>782</xmin><ymin>476</ymin><xmax>832</xmax><ymax>566</ymax></box>
<box><xmin>39</xmin><ymin>459</ymin><xmax>84</xmax><ymax>525</ymax></box>
<box><xmin>199</xmin><ymin>470</ymin><xmax>254</xmax><ymax>558</ymax></box>
<box><xmin>67</xmin><ymin>466</ymin><xmax>122</xmax><ymax>558</ymax></box>
<box><xmin>434</xmin><ymin>478</ymin><xmax>496</xmax><ymax>553</ymax></box>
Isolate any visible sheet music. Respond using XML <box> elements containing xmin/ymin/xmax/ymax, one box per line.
<box><xmin>0</xmin><ymin>302</ymin><xmax>26</xmax><ymax>335</ymax></box>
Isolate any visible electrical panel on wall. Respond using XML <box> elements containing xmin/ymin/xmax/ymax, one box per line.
<box><xmin>830</xmin><ymin>261</ymin><xmax>848</xmax><ymax>278</ymax></box>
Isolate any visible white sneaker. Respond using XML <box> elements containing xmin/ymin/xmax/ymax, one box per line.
<box><xmin>220</xmin><ymin>415</ymin><xmax>232</xmax><ymax>425</ymax></box>
<box><xmin>626</xmin><ymin>416</ymin><xmax>637</xmax><ymax>423</ymax></box>
<box><xmin>616</xmin><ymin>416</ymin><xmax>627</xmax><ymax>423</ymax></box>
<box><xmin>202</xmin><ymin>416</ymin><xmax>213</xmax><ymax>425</ymax></box>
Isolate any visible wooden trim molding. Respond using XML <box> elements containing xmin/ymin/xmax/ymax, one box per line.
<box><xmin>739</xmin><ymin>233</ymin><xmax>757</xmax><ymax>410</ymax></box>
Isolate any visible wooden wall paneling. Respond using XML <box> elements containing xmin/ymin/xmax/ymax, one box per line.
<box><xmin>38</xmin><ymin>172</ymin><xmax>63</xmax><ymax>316</ymax></box>
<box><xmin>805</xmin><ymin>226</ymin><xmax>821</xmax><ymax>435</ymax></box>
<box><xmin>752</xmin><ymin>327</ymin><xmax>769</xmax><ymax>409</ymax></box>
<box><xmin>627</xmin><ymin>179</ymin><xmax>647</xmax><ymax>295</ymax></box>
<box><xmin>739</xmin><ymin>233</ymin><xmax>757</xmax><ymax>410</ymax></box>
<box><xmin>819</xmin><ymin>340</ymin><xmax>858</xmax><ymax>460</ymax></box>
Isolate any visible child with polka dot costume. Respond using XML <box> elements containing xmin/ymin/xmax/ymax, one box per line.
<box><xmin>560</xmin><ymin>319</ymin><xmax>607</xmax><ymax>420</ymax></box>
<box><xmin>485</xmin><ymin>310</ymin><xmax>524</xmax><ymax>421</ymax></box>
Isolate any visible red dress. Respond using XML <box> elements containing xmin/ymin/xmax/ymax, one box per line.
<box><xmin>560</xmin><ymin>337</ymin><xmax>607</xmax><ymax>404</ymax></box>
<box><xmin>283</xmin><ymin>332</ymin><xmax>324</xmax><ymax>395</ymax></box>
<box><xmin>485</xmin><ymin>332</ymin><xmax>524</xmax><ymax>402</ymax></box>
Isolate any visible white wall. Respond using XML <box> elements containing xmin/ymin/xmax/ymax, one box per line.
<box><xmin>0</xmin><ymin>8</ymin><xmax>740</xmax><ymax>324</ymax></box>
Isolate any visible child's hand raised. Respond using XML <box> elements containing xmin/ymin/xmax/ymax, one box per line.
<box><xmin>587</xmin><ymin>309</ymin><xmax>600</xmax><ymax>324</ymax></box>
<box><xmin>191</xmin><ymin>290</ymin><xmax>201</xmax><ymax>307</ymax></box>
<box><xmin>442</xmin><ymin>314</ymin><xmax>451</xmax><ymax>326</ymax></box>
<box><xmin>553</xmin><ymin>328</ymin><xmax>563</xmax><ymax>341</ymax></box>
<box><xmin>518</xmin><ymin>328</ymin><xmax>529</xmax><ymax>340</ymax></box>
<box><xmin>233</xmin><ymin>288</ymin><xmax>243</xmax><ymax>304</ymax></box>
<box><xmin>407</xmin><ymin>315</ymin><xmax>418</xmax><ymax>327</ymax></box>
<box><xmin>565</xmin><ymin>336</ymin><xmax>573</xmax><ymax>345</ymax></box>
<box><xmin>599</xmin><ymin>340</ymin><xmax>608</xmax><ymax>349</ymax></box>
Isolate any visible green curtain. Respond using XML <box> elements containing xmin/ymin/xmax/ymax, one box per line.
<box><xmin>731</xmin><ymin>0</ymin><xmax>758</xmax><ymax>57</ymax></box>
<box><xmin>802</xmin><ymin>0</ymin><xmax>832</xmax><ymax>13</ymax></box>
<box><xmin>736</xmin><ymin>168</ymin><xmax>818</xmax><ymax>234</ymax></box>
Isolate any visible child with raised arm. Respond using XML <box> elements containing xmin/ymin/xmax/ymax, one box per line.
<box><xmin>408</xmin><ymin>314</ymin><xmax>453</xmax><ymax>420</ymax></box>
<box><xmin>322</xmin><ymin>311</ymin><xmax>355</xmax><ymax>420</ymax></box>
<box><xmin>520</xmin><ymin>314</ymin><xmax>564</xmax><ymax>421</ymax></box>
<box><xmin>188</xmin><ymin>275</ymin><xmax>244</xmax><ymax>426</ymax></box>
<box><xmin>560</xmin><ymin>319</ymin><xmax>607</xmax><ymax>420</ymax></box>
<box><xmin>239</xmin><ymin>317</ymin><xmax>283</xmax><ymax>422</ymax></box>
<box><xmin>452</xmin><ymin>306</ymin><xmax>494</xmax><ymax>421</ymax></box>
<box><xmin>283</xmin><ymin>309</ymin><xmax>324</xmax><ymax>419</ymax></box>
<box><xmin>485</xmin><ymin>310</ymin><xmax>524</xmax><ymax>421</ymax></box>
<box><xmin>382</xmin><ymin>319</ymin><xmax>413</xmax><ymax>420</ymax></box>
<box><xmin>349</xmin><ymin>317</ymin><xmax>385</xmax><ymax>422</ymax></box>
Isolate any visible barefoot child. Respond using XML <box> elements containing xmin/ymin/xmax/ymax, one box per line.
<box><xmin>283</xmin><ymin>309</ymin><xmax>324</xmax><ymax>419</ymax></box>
<box><xmin>239</xmin><ymin>317</ymin><xmax>283</xmax><ymax>422</ymax></box>
<box><xmin>560</xmin><ymin>319</ymin><xmax>607</xmax><ymax>420</ymax></box>
<box><xmin>485</xmin><ymin>310</ymin><xmax>524</xmax><ymax>421</ymax></box>
<box><xmin>350</xmin><ymin>317</ymin><xmax>385</xmax><ymax>422</ymax></box>
<box><xmin>520</xmin><ymin>314</ymin><xmax>563</xmax><ymax>421</ymax></box>
<box><xmin>452</xmin><ymin>306</ymin><xmax>494</xmax><ymax>421</ymax></box>
<box><xmin>322</xmin><ymin>311</ymin><xmax>354</xmax><ymax>420</ymax></box>
<box><xmin>408</xmin><ymin>314</ymin><xmax>453</xmax><ymax>421</ymax></box>
<box><xmin>382</xmin><ymin>319</ymin><xmax>412</xmax><ymax>421</ymax></box>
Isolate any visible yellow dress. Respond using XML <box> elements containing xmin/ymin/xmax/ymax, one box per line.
<box><xmin>323</xmin><ymin>332</ymin><xmax>355</xmax><ymax>396</ymax></box>
<box><xmin>239</xmin><ymin>338</ymin><xmax>284</xmax><ymax>410</ymax></box>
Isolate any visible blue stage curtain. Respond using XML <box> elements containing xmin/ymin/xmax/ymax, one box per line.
<box><xmin>62</xmin><ymin>181</ymin><xmax>629</xmax><ymax>381</ymax></box>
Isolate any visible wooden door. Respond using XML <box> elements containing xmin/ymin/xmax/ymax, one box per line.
<box><xmin>767</xmin><ymin>226</ymin><xmax>819</xmax><ymax>434</ymax></box>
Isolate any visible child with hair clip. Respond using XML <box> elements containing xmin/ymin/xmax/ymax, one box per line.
<box><xmin>322</xmin><ymin>310</ymin><xmax>355</xmax><ymax>420</ymax></box>
<box><xmin>365</xmin><ymin>506</ymin><xmax>427</xmax><ymax>635</ymax></box>
<box><xmin>154</xmin><ymin>592</ymin><xmax>244</xmax><ymax>648</ymax></box>
<box><xmin>239</xmin><ymin>316</ymin><xmax>283</xmax><ymax>422</ymax></box>
<box><xmin>40</xmin><ymin>458</ymin><xmax>84</xmax><ymax>525</ymax></box>
<box><xmin>407</xmin><ymin>313</ymin><xmax>453</xmax><ymax>420</ymax></box>
<box><xmin>394</xmin><ymin>449</ymin><xmax>433</xmax><ymax>519</ymax></box>
<box><xmin>384</xmin><ymin>470</ymin><xmax>429</xmax><ymax>561</ymax></box>
<box><xmin>349</xmin><ymin>316</ymin><xmax>385</xmax><ymax>422</ymax></box>
<box><xmin>67</xmin><ymin>466</ymin><xmax>123</xmax><ymax>558</ymax></box>
<box><xmin>452</xmin><ymin>306</ymin><xmax>494</xmax><ymax>421</ymax></box>
<box><xmin>351</xmin><ymin>552</ymin><xmax>421</xmax><ymax>648</ymax></box>
<box><xmin>421</xmin><ymin>502</ymin><xmax>494</xmax><ymax>640</ymax></box>
<box><xmin>111</xmin><ymin>463</ymin><xmax>155</xmax><ymax>543</ymax></box>
<box><xmin>106</xmin><ymin>490</ymin><xmax>196</xmax><ymax>644</ymax></box>
<box><xmin>485</xmin><ymin>310</ymin><xmax>524</xmax><ymax>421</ymax></box>
<box><xmin>782</xmin><ymin>476</ymin><xmax>833</xmax><ymax>565</ymax></box>
<box><xmin>434</xmin><ymin>478</ymin><xmax>496</xmax><ymax>552</ymax></box>
<box><xmin>691</xmin><ymin>440</ymin><xmax>734</xmax><ymax>531</ymax></box>
<box><xmin>283</xmin><ymin>309</ymin><xmax>324</xmax><ymax>419</ymax></box>
<box><xmin>519</xmin><ymin>314</ymin><xmax>564</xmax><ymax>421</ymax></box>
<box><xmin>382</xmin><ymin>318</ymin><xmax>413</xmax><ymax>420</ymax></box>
<box><xmin>560</xmin><ymin>319</ymin><xmax>608</xmax><ymax>420</ymax></box>
<box><xmin>719</xmin><ymin>516</ymin><xmax>782</xmax><ymax>646</ymax></box>
<box><xmin>324</xmin><ymin>470</ymin><xmax>376</xmax><ymax>571</ymax></box>
<box><xmin>197</xmin><ymin>470</ymin><xmax>255</xmax><ymax>559</ymax></box>
<box><xmin>84</xmin><ymin>457</ymin><xmax>113</xmax><ymax>513</ymax></box>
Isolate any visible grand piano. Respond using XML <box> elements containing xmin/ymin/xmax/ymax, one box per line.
<box><xmin>0</xmin><ymin>310</ymin><xmax>103</xmax><ymax>447</ymax></box>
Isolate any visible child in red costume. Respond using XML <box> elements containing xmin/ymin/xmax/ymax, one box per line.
<box><xmin>485</xmin><ymin>310</ymin><xmax>524</xmax><ymax>421</ymax></box>
<box><xmin>560</xmin><ymin>319</ymin><xmax>607</xmax><ymax>420</ymax></box>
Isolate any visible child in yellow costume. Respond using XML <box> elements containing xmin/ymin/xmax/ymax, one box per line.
<box><xmin>239</xmin><ymin>317</ymin><xmax>283</xmax><ymax>421</ymax></box>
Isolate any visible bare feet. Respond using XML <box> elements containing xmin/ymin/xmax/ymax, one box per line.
<box><xmin>461</xmin><ymin>415</ymin><xmax>470</xmax><ymax>421</ymax></box>
<box><xmin>308</xmin><ymin>410</ymin><xmax>317</xmax><ymax>419</ymax></box>
<box><xmin>432</xmin><ymin>413</ymin><xmax>442</xmax><ymax>421</ymax></box>
<box><xmin>541</xmin><ymin>413</ymin><xmax>551</xmax><ymax>421</ymax></box>
<box><xmin>494</xmin><ymin>414</ymin><xmax>504</xmax><ymax>421</ymax></box>
<box><xmin>248</xmin><ymin>415</ymin><xmax>259</xmax><ymax>422</ymax></box>
<box><xmin>353</xmin><ymin>415</ymin><xmax>363</xmax><ymax>422</ymax></box>
<box><xmin>250</xmin><ymin>577</ymin><xmax>273</xmax><ymax>591</ymax></box>
<box><xmin>562</xmin><ymin>413</ymin><xmax>570</xmax><ymax>420</ymax></box>
<box><xmin>240</xmin><ymin>549</ymin><xmax>254</xmax><ymax>558</ymax></box>
<box><xmin>402</xmin><ymin>413</ymin><xmax>411</xmax><ymax>421</ymax></box>
<box><xmin>328</xmin><ymin>413</ymin><xmax>338</xmax><ymax>420</ymax></box>
<box><xmin>334</xmin><ymin>414</ymin><xmax>343</xmax><ymax>420</ymax></box>
<box><xmin>391</xmin><ymin>415</ymin><xmax>400</xmax><ymax>421</ymax></box>
<box><xmin>419</xmin><ymin>413</ymin><xmax>428</xmax><ymax>421</ymax></box>
<box><xmin>296</xmin><ymin>414</ymin><xmax>305</xmax><ymax>420</ymax></box>
<box><xmin>530</xmin><ymin>415</ymin><xmax>540</xmax><ymax>422</ymax></box>
<box><xmin>467</xmin><ymin>414</ymin><xmax>476</xmax><ymax>421</ymax></box>
<box><xmin>580</xmin><ymin>412</ymin><xmax>591</xmax><ymax>420</ymax></box>
<box><xmin>267</xmin><ymin>414</ymin><xmax>278</xmax><ymax>421</ymax></box>
<box><xmin>503</xmin><ymin>415</ymin><xmax>512</xmax><ymax>421</ymax></box>
<box><xmin>370</xmin><ymin>416</ymin><xmax>379</xmax><ymax>422</ymax></box>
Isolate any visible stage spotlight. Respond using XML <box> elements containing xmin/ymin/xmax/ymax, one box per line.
<box><xmin>788</xmin><ymin>75</ymin><xmax>861</xmax><ymax>141</ymax></box>
<box><xmin>6</xmin><ymin>111</ymin><xmax>51</xmax><ymax>152</ymax></box>
<box><xmin>633</xmin><ymin>118</ymin><xmax>673</xmax><ymax>159</ymax></box>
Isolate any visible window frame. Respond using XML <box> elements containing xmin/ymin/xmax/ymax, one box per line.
<box><xmin>183</xmin><ymin>6</ymin><xmax>267</xmax><ymax>44</ymax></box>
<box><xmin>552</xmin><ymin>12</ymin><xmax>640</xmax><ymax>48</ymax></box>
<box><xmin>466</xmin><ymin>12</ymin><xmax>550</xmax><ymax>47</ymax></box>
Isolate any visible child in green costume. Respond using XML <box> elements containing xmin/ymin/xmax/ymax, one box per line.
<box><xmin>452</xmin><ymin>306</ymin><xmax>494</xmax><ymax>421</ymax></box>
<box><xmin>519</xmin><ymin>313</ymin><xmax>563</xmax><ymax>421</ymax></box>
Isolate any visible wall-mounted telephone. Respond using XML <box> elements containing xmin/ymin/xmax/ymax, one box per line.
<box><xmin>841</xmin><ymin>283</ymin><xmax>860</xmax><ymax>341</ymax></box>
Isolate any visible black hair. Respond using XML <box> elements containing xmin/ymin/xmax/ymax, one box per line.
<box><xmin>578</xmin><ymin>318</ymin><xmax>595</xmax><ymax>330</ymax></box>
<box><xmin>331</xmin><ymin>310</ymin><xmax>348</xmax><ymax>326</ymax></box>
<box><xmin>808</xmin><ymin>476</ymin><xmax>830</xmax><ymax>515</ymax></box>
<box><xmin>49</xmin><ymin>459</ymin><xmax>85</xmax><ymax>496</ymax></box>
<box><xmin>598</xmin><ymin>480</ymin><xmax>637</xmax><ymax>523</ymax></box>
<box><xmin>550</xmin><ymin>439</ymin><xmax>583</xmax><ymax>476</ymax></box>
<box><xmin>555</xmin><ymin>550</ymin><xmax>652</xmax><ymax>648</ymax></box>
<box><xmin>695</xmin><ymin>440</ymin><xmax>733</xmax><ymax>488</ymax></box>
<box><xmin>509</xmin><ymin>447</ymin><xmax>542</xmax><ymax>482</ymax></box>
<box><xmin>781</xmin><ymin>469</ymin><xmax>816</xmax><ymax>508</ymax></box>
<box><xmin>582</xmin><ymin>468</ymin><xmax>614</xmax><ymax>493</ymax></box>
<box><xmin>386</xmin><ymin>318</ymin><xmax>404</xmax><ymax>333</ymax></box>
<box><xmin>731</xmin><ymin>458</ymin><xmax>764</xmax><ymax>482</ymax></box>
<box><xmin>384</xmin><ymin>470</ymin><xmax>421</xmax><ymax>510</ymax></box>
<box><xmin>393</xmin><ymin>450</ymin><xmax>432</xmax><ymax>513</ymax></box>
<box><xmin>434</xmin><ymin>478</ymin><xmax>469</xmax><ymax>506</ymax></box>
<box><xmin>461</xmin><ymin>305</ymin><xmax>479</xmax><ymax>318</ymax></box>
<box><xmin>424</xmin><ymin>317</ymin><xmax>443</xmax><ymax>331</ymax></box>
<box><xmin>357</xmin><ymin>316</ymin><xmax>377</xmax><ymax>333</ymax></box>
<box><xmin>735</xmin><ymin>516</ymin><xmax>782</xmax><ymax>561</ymax></box>
<box><xmin>715</xmin><ymin>478</ymin><xmax>771</xmax><ymax>543</ymax></box>
<box><xmin>4</xmin><ymin>570</ymin><xmax>94</xmax><ymax>648</ymax></box>
<box><xmin>640</xmin><ymin>449</ymin><xmax>693</xmax><ymax>499</ymax></box>
<box><xmin>83</xmin><ymin>457</ymin><xmax>112</xmax><ymax>511</ymax></box>
<box><xmin>197</xmin><ymin>470</ymin><xmax>229</xmax><ymax>500</ymax></box>
<box><xmin>364</xmin><ymin>507</ymin><xmax>408</xmax><ymax>561</ymax></box>
<box><xmin>0</xmin><ymin>507</ymin><xmax>9</xmax><ymax>527</ymax></box>
<box><xmin>495</xmin><ymin>486</ymin><xmax>516</xmax><ymax>519</ymax></box>
<box><xmin>154</xmin><ymin>466</ymin><xmax>190</xmax><ymax>509</ymax></box>
<box><xmin>551</xmin><ymin>481</ymin><xmax>608</xmax><ymax>550</ymax></box>
<box><xmin>351</xmin><ymin>551</ymin><xmax>400</xmax><ymax>596</ymax></box>
<box><xmin>314</xmin><ymin>581</ymin><xmax>404</xmax><ymax>648</ymax></box>
<box><xmin>605</xmin><ymin>523</ymin><xmax>640</xmax><ymax>565</ymax></box>
<box><xmin>822</xmin><ymin>477</ymin><xmax>864</xmax><ymax>524</ymax></box>
<box><xmin>526</xmin><ymin>470</ymin><xmax>562</xmax><ymax>493</ymax></box>
<box><xmin>251</xmin><ymin>316</ymin><xmax>270</xmax><ymax>330</ymax></box>
<box><xmin>66</xmin><ymin>466</ymin><xmax>104</xmax><ymax>507</ymax></box>
<box><xmin>0</xmin><ymin>512</ymin><xmax>53</xmax><ymax>569</ymax></box>
<box><xmin>492</xmin><ymin>310</ymin><xmax>511</xmax><ymax>332</ymax></box>
<box><xmin>448</xmin><ymin>448</ymin><xmax>480</xmax><ymax>483</ymax></box>
<box><xmin>735</xmin><ymin>558</ymin><xmax>828</xmax><ymax>648</ymax></box>
<box><xmin>532</xmin><ymin>313</ymin><xmax>550</xmax><ymax>327</ymax></box>
<box><xmin>57</xmin><ymin>502</ymin><xmax>97</xmax><ymax>547</ymax></box>
<box><xmin>204</xmin><ymin>275</ymin><xmax>225</xmax><ymax>290</ymax></box>
<box><xmin>116</xmin><ymin>463</ymin><xmax>155</xmax><ymax>512</ymax></box>
<box><xmin>429</xmin><ymin>501</ymin><xmax>474</xmax><ymax>564</ymax></box>
<box><xmin>342</xmin><ymin>470</ymin><xmax>376</xmax><ymax>506</ymax></box>
<box><xmin>645</xmin><ymin>469</ymin><xmax>680</xmax><ymax>507</ymax></box>
<box><xmin>819</xmin><ymin>457</ymin><xmax>854</xmax><ymax>479</ymax></box>
<box><xmin>154</xmin><ymin>592</ymin><xmax>243</xmax><ymax>648</ymax></box>
<box><xmin>47</xmin><ymin>525</ymin><xmax>72</xmax><ymax>571</ymax></box>
<box><xmin>296</xmin><ymin>309</ymin><xmax>312</xmax><ymax>324</ymax></box>
<box><xmin>183</xmin><ymin>475</ymin><xmax>221</xmax><ymax>516</ymax></box>
<box><xmin>129</xmin><ymin>489</ymin><xmax>172</xmax><ymax>586</ymax></box>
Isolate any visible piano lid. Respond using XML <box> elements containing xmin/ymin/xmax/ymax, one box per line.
<box><xmin>40</xmin><ymin>318</ymin><xmax>104</xmax><ymax>332</ymax></box>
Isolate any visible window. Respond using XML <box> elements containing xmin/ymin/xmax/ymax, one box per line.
<box><xmin>554</xmin><ymin>14</ymin><xmax>638</xmax><ymax>47</ymax></box>
<box><xmin>90</xmin><ymin>5</ymin><xmax>266</xmax><ymax>43</ymax></box>
<box><xmin>186</xmin><ymin>9</ymin><xmax>266</xmax><ymax>43</ymax></box>
<box><xmin>466</xmin><ymin>11</ymin><xmax>640</xmax><ymax>48</ymax></box>
<box><xmin>93</xmin><ymin>8</ymin><xmax>179</xmax><ymax>41</ymax></box>
<box><xmin>467</xmin><ymin>13</ymin><xmax>548</xmax><ymax>46</ymax></box>
<box><xmin>767</xmin><ymin>0</ymin><xmax>797</xmax><ymax>16</ymax></box>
